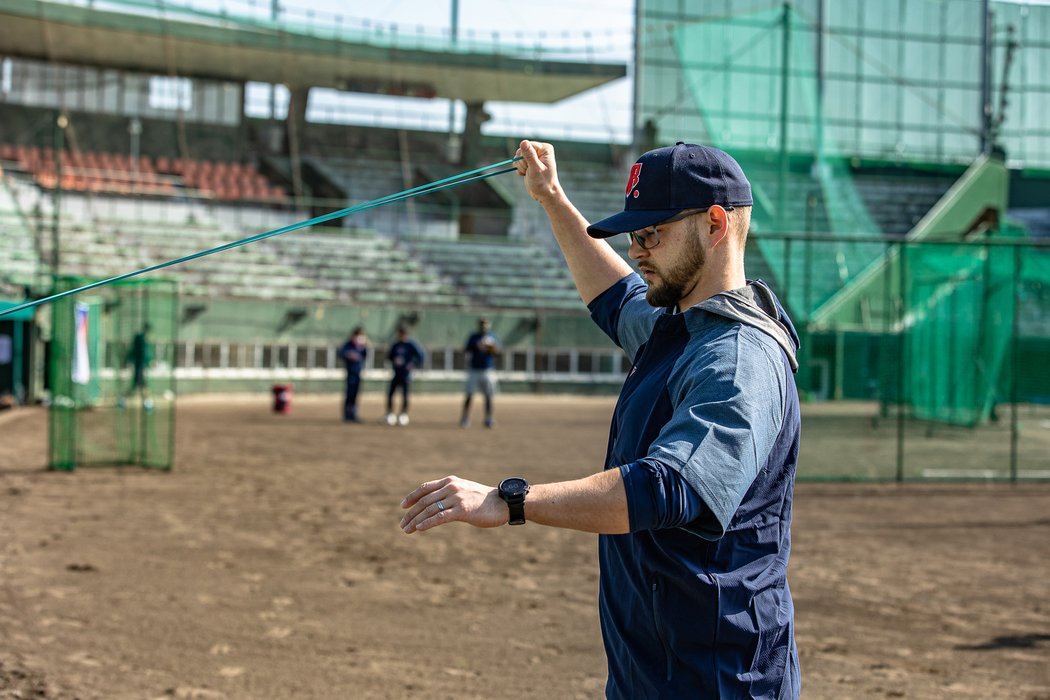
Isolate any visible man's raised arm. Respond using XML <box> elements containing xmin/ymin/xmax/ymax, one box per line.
<box><xmin>515</xmin><ymin>140</ymin><xmax>633</xmax><ymax>305</ymax></box>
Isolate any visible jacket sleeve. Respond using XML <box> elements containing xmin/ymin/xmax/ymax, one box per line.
<box><xmin>587</xmin><ymin>274</ymin><xmax>662</xmax><ymax>363</ymax></box>
<box><xmin>621</xmin><ymin>328</ymin><xmax>787</xmax><ymax>539</ymax></box>
<box><xmin>619</xmin><ymin>459</ymin><xmax>709</xmax><ymax>532</ymax></box>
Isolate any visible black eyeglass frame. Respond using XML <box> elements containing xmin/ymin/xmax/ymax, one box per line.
<box><xmin>626</xmin><ymin>205</ymin><xmax>735</xmax><ymax>250</ymax></box>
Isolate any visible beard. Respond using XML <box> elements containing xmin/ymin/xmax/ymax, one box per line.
<box><xmin>643</xmin><ymin>240</ymin><xmax>706</xmax><ymax>308</ymax></box>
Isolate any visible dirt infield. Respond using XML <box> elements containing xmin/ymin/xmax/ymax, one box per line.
<box><xmin>1</xmin><ymin>394</ymin><xmax>1048</xmax><ymax>700</ymax></box>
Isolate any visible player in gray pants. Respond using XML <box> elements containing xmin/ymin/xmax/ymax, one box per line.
<box><xmin>460</xmin><ymin>317</ymin><xmax>500</xmax><ymax>428</ymax></box>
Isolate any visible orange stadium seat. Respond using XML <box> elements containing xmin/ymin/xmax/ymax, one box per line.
<box><xmin>1</xmin><ymin>143</ymin><xmax>286</xmax><ymax>202</ymax></box>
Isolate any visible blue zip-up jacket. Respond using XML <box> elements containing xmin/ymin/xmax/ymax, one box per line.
<box><xmin>465</xmin><ymin>332</ymin><xmax>499</xmax><ymax>370</ymax></box>
<box><xmin>388</xmin><ymin>340</ymin><xmax>425</xmax><ymax>379</ymax></box>
<box><xmin>340</xmin><ymin>339</ymin><xmax>368</xmax><ymax>376</ymax></box>
<box><xmin>589</xmin><ymin>274</ymin><xmax>801</xmax><ymax>700</ymax></box>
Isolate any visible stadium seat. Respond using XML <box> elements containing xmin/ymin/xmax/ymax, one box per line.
<box><xmin>402</xmin><ymin>236</ymin><xmax>584</xmax><ymax>310</ymax></box>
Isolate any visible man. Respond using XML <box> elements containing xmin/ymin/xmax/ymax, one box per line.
<box><xmin>339</xmin><ymin>327</ymin><xmax>368</xmax><ymax>423</ymax></box>
<box><xmin>386</xmin><ymin>326</ymin><xmax>425</xmax><ymax>426</ymax></box>
<box><xmin>400</xmin><ymin>140</ymin><xmax>801</xmax><ymax>699</ymax></box>
<box><xmin>460</xmin><ymin>317</ymin><xmax>500</xmax><ymax>428</ymax></box>
<box><xmin>119</xmin><ymin>322</ymin><xmax>154</xmax><ymax>411</ymax></box>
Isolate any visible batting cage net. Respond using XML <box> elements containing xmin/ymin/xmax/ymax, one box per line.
<box><xmin>48</xmin><ymin>276</ymin><xmax>178</xmax><ymax>470</ymax></box>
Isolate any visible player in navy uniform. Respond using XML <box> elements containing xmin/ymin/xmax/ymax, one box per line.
<box><xmin>385</xmin><ymin>327</ymin><xmax>425</xmax><ymax>426</ymax></box>
<box><xmin>460</xmin><ymin>317</ymin><xmax>500</xmax><ymax>428</ymax></box>
<box><xmin>339</xmin><ymin>327</ymin><xmax>368</xmax><ymax>423</ymax></box>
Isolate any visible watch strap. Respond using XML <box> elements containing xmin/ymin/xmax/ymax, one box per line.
<box><xmin>506</xmin><ymin>495</ymin><xmax>526</xmax><ymax>526</ymax></box>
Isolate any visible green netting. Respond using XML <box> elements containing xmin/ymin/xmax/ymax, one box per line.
<box><xmin>672</xmin><ymin>5</ymin><xmax>885</xmax><ymax>319</ymax></box>
<box><xmin>900</xmin><ymin>239</ymin><xmax>1017</xmax><ymax>426</ymax></box>
<box><xmin>659</xmin><ymin>3</ymin><xmax>1050</xmax><ymax>428</ymax></box>
<box><xmin>646</xmin><ymin>0</ymin><xmax>1050</xmax><ymax>167</ymax></box>
<box><xmin>48</xmin><ymin>276</ymin><xmax>178</xmax><ymax>470</ymax></box>
<box><xmin>804</xmin><ymin>225</ymin><xmax>1048</xmax><ymax>428</ymax></box>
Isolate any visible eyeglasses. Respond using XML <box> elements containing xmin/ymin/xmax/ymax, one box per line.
<box><xmin>626</xmin><ymin>206</ymin><xmax>734</xmax><ymax>250</ymax></box>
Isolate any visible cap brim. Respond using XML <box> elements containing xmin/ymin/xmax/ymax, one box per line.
<box><xmin>586</xmin><ymin>208</ymin><xmax>681</xmax><ymax>239</ymax></box>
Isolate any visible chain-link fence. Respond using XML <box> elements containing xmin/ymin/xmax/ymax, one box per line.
<box><xmin>752</xmin><ymin>231</ymin><xmax>1050</xmax><ymax>482</ymax></box>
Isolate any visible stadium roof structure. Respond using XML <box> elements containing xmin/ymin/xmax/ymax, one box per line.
<box><xmin>0</xmin><ymin>0</ymin><xmax>626</xmax><ymax>104</ymax></box>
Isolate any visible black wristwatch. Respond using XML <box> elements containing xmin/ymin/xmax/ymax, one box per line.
<box><xmin>498</xmin><ymin>477</ymin><xmax>530</xmax><ymax>526</ymax></box>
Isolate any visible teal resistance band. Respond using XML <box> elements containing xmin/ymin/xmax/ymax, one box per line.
<box><xmin>0</xmin><ymin>156</ymin><xmax>522</xmax><ymax>318</ymax></box>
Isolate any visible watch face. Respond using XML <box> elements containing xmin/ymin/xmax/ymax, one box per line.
<box><xmin>500</xmin><ymin>477</ymin><xmax>528</xmax><ymax>496</ymax></box>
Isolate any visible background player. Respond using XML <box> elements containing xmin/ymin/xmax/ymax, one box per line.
<box><xmin>386</xmin><ymin>326</ymin><xmax>425</xmax><ymax>426</ymax></box>
<box><xmin>460</xmin><ymin>317</ymin><xmax>500</xmax><ymax>428</ymax></box>
<box><xmin>339</xmin><ymin>326</ymin><xmax>369</xmax><ymax>423</ymax></box>
<box><xmin>118</xmin><ymin>322</ymin><xmax>154</xmax><ymax>411</ymax></box>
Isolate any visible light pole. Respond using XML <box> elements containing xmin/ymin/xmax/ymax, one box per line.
<box><xmin>51</xmin><ymin>112</ymin><xmax>68</xmax><ymax>283</ymax></box>
<box><xmin>448</xmin><ymin>0</ymin><xmax>460</xmax><ymax>141</ymax></box>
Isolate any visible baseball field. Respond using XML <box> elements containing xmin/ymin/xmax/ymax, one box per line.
<box><xmin>1</xmin><ymin>394</ymin><xmax>1048</xmax><ymax>699</ymax></box>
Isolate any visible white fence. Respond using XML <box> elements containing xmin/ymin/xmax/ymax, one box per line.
<box><xmin>166</xmin><ymin>339</ymin><xmax>629</xmax><ymax>386</ymax></box>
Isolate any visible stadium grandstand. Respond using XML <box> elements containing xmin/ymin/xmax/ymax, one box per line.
<box><xmin>0</xmin><ymin>0</ymin><xmax>1048</xmax><ymax>478</ymax></box>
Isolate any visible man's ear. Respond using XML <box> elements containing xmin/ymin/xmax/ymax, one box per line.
<box><xmin>707</xmin><ymin>205</ymin><xmax>731</xmax><ymax>247</ymax></box>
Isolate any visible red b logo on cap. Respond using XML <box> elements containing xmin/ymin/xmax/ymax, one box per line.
<box><xmin>625</xmin><ymin>163</ymin><xmax>642</xmax><ymax>198</ymax></box>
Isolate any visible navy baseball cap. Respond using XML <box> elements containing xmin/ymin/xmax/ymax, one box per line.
<box><xmin>586</xmin><ymin>142</ymin><xmax>753</xmax><ymax>238</ymax></box>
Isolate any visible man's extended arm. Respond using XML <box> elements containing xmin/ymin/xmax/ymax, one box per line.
<box><xmin>515</xmin><ymin>140</ymin><xmax>633</xmax><ymax>305</ymax></box>
<box><xmin>400</xmin><ymin>469</ymin><xmax>629</xmax><ymax>535</ymax></box>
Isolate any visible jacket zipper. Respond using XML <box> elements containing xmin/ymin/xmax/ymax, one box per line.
<box><xmin>651</xmin><ymin>581</ymin><xmax>673</xmax><ymax>682</ymax></box>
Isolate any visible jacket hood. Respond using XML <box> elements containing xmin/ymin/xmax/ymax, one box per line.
<box><xmin>691</xmin><ymin>280</ymin><xmax>800</xmax><ymax>372</ymax></box>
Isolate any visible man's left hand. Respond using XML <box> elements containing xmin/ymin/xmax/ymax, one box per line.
<box><xmin>400</xmin><ymin>476</ymin><xmax>508</xmax><ymax>533</ymax></box>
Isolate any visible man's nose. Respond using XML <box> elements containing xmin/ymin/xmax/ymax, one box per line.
<box><xmin>627</xmin><ymin>237</ymin><xmax>647</xmax><ymax>261</ymax></box>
